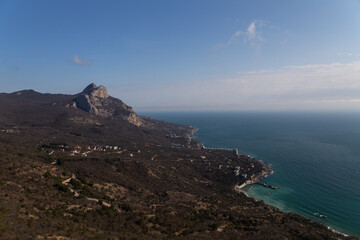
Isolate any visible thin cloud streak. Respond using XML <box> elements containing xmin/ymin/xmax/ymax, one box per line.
<box><xmin>305</xmin><ymin>99</ymin><xmax>360</xmax><ymax>103</ymax></box>
<box><xmin>114</xmin><ymin>61</ymin><xmax>360</xmax><ymax>111</ymax></box>
<box><xmin>337</xmin><ymin>52</ymin><xmax>353</xmax><ymax>56</ymax></box>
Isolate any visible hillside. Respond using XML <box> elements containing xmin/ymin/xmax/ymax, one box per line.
<box><xmin>0</xmin><ymin>84</ymin><xmax>356</xmax><ymax>239</ymax></box>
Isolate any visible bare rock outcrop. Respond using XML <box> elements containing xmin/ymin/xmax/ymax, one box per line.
<box><xmin>73</xmin><ymin>83</ymin><xmax>143</xmax><ymax>126</ymax></box>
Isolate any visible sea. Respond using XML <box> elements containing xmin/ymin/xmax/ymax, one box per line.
<box><xmin>141</xmin><ymin>111</ymin><xmax>360</xmax><ymax>237</ymax></box>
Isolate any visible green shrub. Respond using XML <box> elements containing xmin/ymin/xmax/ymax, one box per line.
<box><xmin>120</xmin><ymin>203</ymin><xmax>132</xmax><ymax>212</ymax></box>
<box><xmin>81</xmin><ymin>186</ymin><xmax>99</xmax><ymax>198</ymax></box>
<box><xmin>70</xmin><ymin>178</ymin><xmax>82</xmax><ymax>189</ymax></box>
<box><xmin>44</xmin><ymin>171</ymin><xmax>52</xmax><ymax>179</ymax></box>
<box><xmin>54</xmin><ymin>183</ymin><xmax>70</xmax><ymax>193</ymax></box>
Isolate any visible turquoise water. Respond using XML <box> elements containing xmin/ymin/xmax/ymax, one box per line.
<box><xmin>142</xmin><ymin>111</ymin><xmax>360</xmax><ymax>236</ymax></box>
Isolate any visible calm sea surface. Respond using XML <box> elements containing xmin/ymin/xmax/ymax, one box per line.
<box><xmin>142</xmin><ymin>111</ymin><xmax>360</xmax><ymax>236</ymax></box>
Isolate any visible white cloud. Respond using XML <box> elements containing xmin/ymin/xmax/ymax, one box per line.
<box><xmin>220</xmin><ymin>20</ymin><xmax>264</xmax><ymax>49</ymax></box>
<box><xmin>113</xmin><ymin>61</ymin><xmax>360</xmax><ymax>111</ymax></box>
<box><xmin>73</xmin><ymin>54</ymin><xmax>89</xmax><ymax>66</ymax></box>
<box><xmin>247</xmin><ymin>21</ymin><xmax>256</xmax><ymax>39</ymax></box>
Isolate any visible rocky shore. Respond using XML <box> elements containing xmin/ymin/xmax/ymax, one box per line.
<box><xmin>234</xmin><ymin>159</ymin><xmax>275</xmax><ymax>196</ymax></box>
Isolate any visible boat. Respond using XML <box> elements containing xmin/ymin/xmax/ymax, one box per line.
<box><xmin>314</xmin><ymin>212</ymin><xmax>328</xmax><ymax>218</ymax></box>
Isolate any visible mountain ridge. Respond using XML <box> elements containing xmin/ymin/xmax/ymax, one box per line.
<box><xmin>0</xmin><ymin>83</ymin><xmax>196</xmax><ymax>136</ymax></box>
<box><xmin>0</xmin><ymin>84</ymin><xmax>356</xmax><ymax>239</ymax></box>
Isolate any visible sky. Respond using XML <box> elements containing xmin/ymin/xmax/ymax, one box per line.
<box><xmin>1</xmin><ymin>0</ymin><xmax>360</xmax><ymax>111</ymax></box>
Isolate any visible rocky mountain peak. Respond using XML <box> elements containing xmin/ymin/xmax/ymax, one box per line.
<box><xmin>82</xmin><ymin>83</ymin><xmax>97</xmax><ymax>92</ymax></box>
<box><xmin>72</xmin><ymin>83</ymin><xmax>143</xmax><ymax>127</ymax></box>
<box><xmin>82</xmin><ymin>83</ymin><xmax>109</xmax><ymax>99</ymax></box>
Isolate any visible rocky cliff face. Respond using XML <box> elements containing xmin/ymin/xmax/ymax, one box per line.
<box><xmin>73</xmin><ymin>83</ymin><xmax>143</xmax><ymax>127</ymax></box>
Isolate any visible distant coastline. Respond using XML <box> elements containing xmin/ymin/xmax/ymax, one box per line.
<box><xmin>188</xmin><ymin>125</ymin><xmax>356</xmax><ymax>239</ymax></box>
<box><xmin>195</xmin><ymin>135</ymin><xmax>276</xmax><ymax>198</ymax></box>
<box><xmin>144</xmin><ymin>111</ymin><xmax>360</xmax><ymax>238</ymax></box>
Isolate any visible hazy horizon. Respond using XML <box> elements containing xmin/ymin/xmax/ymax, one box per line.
<box><xmin>1</xmin><ymin>0</ymin><xmax>360</xmax><ymax>111</ymax></box>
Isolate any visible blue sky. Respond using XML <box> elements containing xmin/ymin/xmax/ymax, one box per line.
<box><xmin>1</xmin><ymin>0</ymin><xmax>360</xmax><ymax>111</ymax></box>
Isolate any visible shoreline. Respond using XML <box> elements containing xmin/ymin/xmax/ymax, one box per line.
<box><xmin>235</xmin><ymin>157</ymin><xmax>353</xmax><ymax>238</ymax></box>
<box><xmin>188</xmin><ymin>126</ymin><xmax>357</xmax><ymax>239</ymax></box>
<box><xmin>234</xmin><ymin>159</ymin><xmax>274</xmax><ymax>198</ymax></box>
